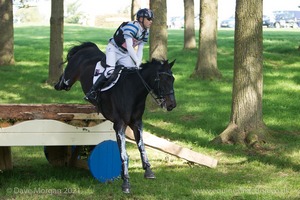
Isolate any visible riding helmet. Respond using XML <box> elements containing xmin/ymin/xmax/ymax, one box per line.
<box><xmin>136</xmin><ymin>8</ymin><xmax>154</xmax><ymax>20</ymax></box>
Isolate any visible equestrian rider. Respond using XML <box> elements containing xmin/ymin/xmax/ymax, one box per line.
<box><xmin>84</xmin><ymin>8</ymin><xmax>154</xmax><ymax>103</ymax></box>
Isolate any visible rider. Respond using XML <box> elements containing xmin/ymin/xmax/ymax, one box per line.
<box><xmin>84</xmin><ymin>8</ymin><xmax>154</xmax><ymax>103</ymax></box>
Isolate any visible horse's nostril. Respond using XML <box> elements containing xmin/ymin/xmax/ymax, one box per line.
<box><xmin>65</xmin><ymin>87</ymin><xmax>71</xmax><ymax>91</ymax></box>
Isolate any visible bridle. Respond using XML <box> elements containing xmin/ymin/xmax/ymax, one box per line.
<box><xmin>136</xmin><ymin>70</ymin><xmax>174</xmax><ymax>107</ymax></box>
<box><xmin>55</xmin><ymin>69</ymin><xmax>79</xmax><ymax>91</ymax></box>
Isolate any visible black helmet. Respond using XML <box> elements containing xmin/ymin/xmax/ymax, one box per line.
<box><xmin>136</xmin><ymin>8</ymin><xmax>154</xmax><ymax>20</ymax></box>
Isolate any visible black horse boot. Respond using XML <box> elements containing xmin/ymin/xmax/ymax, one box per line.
<box><xmin>84</xmin><ymin>75</ymin><xmax>108</xmax><ymax>104</ymax></box>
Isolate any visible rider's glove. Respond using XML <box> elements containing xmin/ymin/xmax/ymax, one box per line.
<box><xmin>135</xmin><ymin>60</ymin><xmax>142</xmax><ymax>70</ymax></box>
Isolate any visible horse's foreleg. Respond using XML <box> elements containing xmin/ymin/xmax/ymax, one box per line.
<box><xmin>130</xmin><ymin>122</ymin><xmax>156</xmax><ymax>179</ymax></box>
<box><xmin>115</xmin><ymin>124</ymin><xmax>130</xmax><ymax>193</ymax></box>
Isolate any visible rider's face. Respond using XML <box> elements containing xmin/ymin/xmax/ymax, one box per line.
<box><xmin>141</xmin><ymin>17</ymin><xmax>153</xmax><ymax>29</ymax></box>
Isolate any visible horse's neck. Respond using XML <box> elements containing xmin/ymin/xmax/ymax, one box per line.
<box><xmin>124</xmin><ymin>67</ymin><xmax>155</xmax><ymax>99</ymax></box>
<box><xmin>140</xmin><ymin>66</ymin><xmax>157</xmax><ymax>86</ymax></box>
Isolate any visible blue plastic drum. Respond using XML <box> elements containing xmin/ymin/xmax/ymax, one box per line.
<box><xmin>88</xmin><ymin>140</ymin><xmax>121</xmax><ymax>183</ymax></box>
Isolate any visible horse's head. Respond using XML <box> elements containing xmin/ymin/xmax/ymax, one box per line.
<box><xmin>54</xmin><ymin>56</ymin><xmax>81</xmax><ymax>91</ymax></box>
<box><xmin>150</xmin><ymin>59</ymin><xmax>177</xmax><ymax>111</ymax></box>
<box><xmin>54</xmin><ymin>42</ymin><xmax>103</xmax><ymax>91</ymax></box>
<box><xmin>54</xmin><ymin>69</ymin><xmax>78</xmax><ymax>91</ymax></box>
<box><xmin>54</xmin><ymin>49</ymin><xmax>82</xmax><ymax>91</ymax></box>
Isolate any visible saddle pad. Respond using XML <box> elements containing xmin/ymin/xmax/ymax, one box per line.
<box><xmin>93</xmin><ymin>61</ymin><xmax>121</xmax><ymax>91</ymax></box>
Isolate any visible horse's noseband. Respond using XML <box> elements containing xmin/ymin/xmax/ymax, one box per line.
<box><xmin>154</xmin><ymin>72</ymin><xmax>174</xmax><ymax>99</ymax></box>
<box><xmin>137</xmin><ymin>70</ymin><xmax>174</xmax><ymax>107</ymax></box>
<box><xmin>55</xmin><ymin>73</ymin><xmax>72</xmax><ymax>91</ymax></box>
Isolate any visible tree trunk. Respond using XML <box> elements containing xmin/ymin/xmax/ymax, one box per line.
<box><xmin>48</xmin><ymin>0</ymin><xmax>64</xmax><ymax>84</ymax></box>
<box><xmin>213</xmin><ymin>0</ymin><xmax>268</xmax><ymax>146</ymax></box>
<box><xmin>131</xmin><ymin>0</ymin><xmax>141</xmax><ymax>21</ymax></box>
<box><xmin>149</xmin><ymin>0</ymin><xmax>167</xmax><ymax>60</ymax></box>
<box><xmin>191</xmin><ymin>0</ymin><xmax>221</xmax><ymax>80</ymax></box>
<box><xmin>184</xmin><ymin>0</ymin><xmax>196</xmax><ymax>49</ymax></box>
<box><xmin>0</xmin><ymin>147</ymin><xmax>12</xmax><ymax>170</ymax></box>
<box><xmin>0</xmin><ymin>0</ymin><xmax>14</xmax><ymax>66</ymax></box>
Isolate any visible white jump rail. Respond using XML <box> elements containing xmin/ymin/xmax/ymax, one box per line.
<box><xmin>0</xmin><ymin>104</ymin><xmax>116</xmax><ymax>146</ymax></box>
<box><xmin>0</xmin><ymin>119</ymin><xmax>116</xmax><ymax>146</ymax></box>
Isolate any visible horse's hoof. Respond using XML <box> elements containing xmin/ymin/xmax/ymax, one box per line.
<box><xmin>144</xmin><ymin>167</ymin><xmax>156</xmax><ymax>179</ymax></box>
<box><xmin>122</xmin><ymin>180</ymin><xmax>130</xmax><ymax>194</ymax></box>
<box><xmin>122</xmin><ymin>187</ymin><xmax>130</xmax><ymax>194</ymax></box>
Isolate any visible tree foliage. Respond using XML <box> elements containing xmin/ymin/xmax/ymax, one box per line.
<box><xmin>65</xmin><ymin>0</ymin><xmax>82</xmax><ymax>24</ymax></box>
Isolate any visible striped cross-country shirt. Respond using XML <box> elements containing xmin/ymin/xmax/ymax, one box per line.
<box><xmin>113</xmin><ymin>21</ymin><xmax>149</xmax><ymax>50</ymax></box>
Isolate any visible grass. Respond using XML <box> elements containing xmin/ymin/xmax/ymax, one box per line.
<box><xmin>0</xmin><ymin>26</ymin><xmax>300</xmax><ymax>199</ymax></box>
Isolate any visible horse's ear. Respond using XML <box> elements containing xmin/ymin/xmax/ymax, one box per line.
<box><xmin>169</xmin><ymin>59</ymin><xmax>176</xmax><ymax>68</ymax></box>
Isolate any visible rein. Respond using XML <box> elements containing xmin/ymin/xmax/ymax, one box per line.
<box><xmin>136</xmin><ymin>70</ymin><xmax>165</xmax><ymax>106</ymax></box>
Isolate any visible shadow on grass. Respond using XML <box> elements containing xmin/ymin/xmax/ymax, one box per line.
<box><xmin>144</xmin><ymin>118</ymin><xmax>300</xmax><ymax>172</ymax></box>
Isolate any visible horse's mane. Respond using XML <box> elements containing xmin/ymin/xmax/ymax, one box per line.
<box><xmin>139</xmin><ymin>58</ymin><xmax>169</xmax><ymax>72</ymax></box>
<box><xmin>146</xmin><ymin>58</ymin><xmax>165</xmax><ymax>65</ymax></box>
<box><xmin>59</xmin><ymin>42</ymin><xmax>99</xmax><ymax>67</ymax></box>
<box><xmin>119</xmin><ymin>59</ymin><xmax>164</xmax><ymax>74</ymax></box>
<box><xmin>66</xmin><ymin>42</ymin><xmax>99</xmax><ymax>62</ymax></box>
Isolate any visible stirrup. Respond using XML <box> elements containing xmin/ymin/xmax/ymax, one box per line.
<box><xmin>84</xmin><ymin>91</ymin><xmax>98</xmax><ymax>104</ymax></box>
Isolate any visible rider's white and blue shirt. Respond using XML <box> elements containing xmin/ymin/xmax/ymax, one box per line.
<box><xmin>112</xmin><ymin>21</ymin><xmax>149</xmax><ymax>51</ymax></box>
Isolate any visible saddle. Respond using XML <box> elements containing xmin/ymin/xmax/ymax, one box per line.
<box><xmin>93</xmin><ymin>61</ymin><xmax>123</xmax><ymax>91</ymax></box>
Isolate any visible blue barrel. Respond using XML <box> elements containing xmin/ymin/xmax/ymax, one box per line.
<box><xmin>88</xmin><ymin>140</ymin><xmax>121</xmax><ymax>183</ymax></box>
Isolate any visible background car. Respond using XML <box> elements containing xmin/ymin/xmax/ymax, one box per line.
<box><xmin>220</xmin><ymin>16</ymin><xmax>235</xmax><ymax>28</ymax></box>
<box><xmin>272</xmin><ymin>10</ymin><xmax>300</xmax><ymax>28</ymax></box>
<box><xmin>263</xmin><ymin>15</ymin><xmax>274</xmax><ymax>27</ymax></box>
<box><xmin>167</xmin><ymin>16</ymin><xmax>184</xmax><ymax>29</ymax></box>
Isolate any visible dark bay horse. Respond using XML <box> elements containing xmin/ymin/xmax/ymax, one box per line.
<box><xmin>54</xmin><ymin>42</ymin><xmax>176</xmax><ymax>193</ymax></box>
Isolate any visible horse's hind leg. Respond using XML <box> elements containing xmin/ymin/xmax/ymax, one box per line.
<box><xmin>114</xmin><ymin>123</ymin><xmax>130</xmax><ymax>193</ymax></box>
<box><xmin>130</xmin><ymin>122</ymin><xmax>156</xmax><ymax>179</ymax></box>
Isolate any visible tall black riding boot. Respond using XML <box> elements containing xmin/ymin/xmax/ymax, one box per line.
<box><xmin>84</xmin><ymin>75</ymin><xmax>108</xmax><ymax>104</ymax></box>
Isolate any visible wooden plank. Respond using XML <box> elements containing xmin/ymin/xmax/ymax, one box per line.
<box><xmin>125</xmin><ymin>128</ymin><xmax>218</xmax><ymax>168</ymax></box>
<box><xmin>0</xmin><ymin>104</ymin><xmax>102</xmax><ymax>121</ymax></box>
<box><xmin>57</xmin><ymin>113</ymin><xmax>104</xmax><ymax>120</ymax></box>
<box><xmin>0</xmin><ymin>120</ymin><xmax>116</xmax><ymax>146</ymax></box>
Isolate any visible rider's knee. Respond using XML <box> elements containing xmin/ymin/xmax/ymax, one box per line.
<box><xmin>104</xmin><ymin>65</ymin><xmax>115</xmax><ymax>77</ymax></box>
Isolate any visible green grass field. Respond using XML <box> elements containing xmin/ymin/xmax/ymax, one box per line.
<box><xmin>0</xmin><ymin>26</ymin><xmax>299</xmax><ymax>199</ymax></box>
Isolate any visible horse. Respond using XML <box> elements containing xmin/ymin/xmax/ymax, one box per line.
<box><xmin>54</xmin><ymin>42</ymin><xmax>176</xmax><ymax>193</ymax></box>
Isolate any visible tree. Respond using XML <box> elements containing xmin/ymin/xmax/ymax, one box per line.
<box><xmin>213</xmin><ymin>0</ymin><xmax>268</xmax><ymax>146</ymax></box>
<box><xmin>0</xmin><ymin>0</ymin><xmax>14</xmax><ymax>66</ymax></box>
<box><xmin>65</xmin><ymin>0</ymin><xmax>82</xmax><ymax>24</ymax></box>
<box><xmin>131</xmin><ymin>0</ymin><xmax>140</xmax><ymax>21</ymax></box>
<box><xmin>48</xmin><ymin>0</ymin><xmax>64</xmax><ymax>84</ymax></box>
<box><xmin>149</xmin><ymin>0</ymin><xmax>167</xmax><ymax>60</ymax></box>
<box><xmin>183</xmin><ymin>0</ymin><xmax>196</xmax><ymax>49</ymax></box>
<box><xmin>191</xmin><ymin>0</ymin><xmax>221</xmax><ymax>80</ymax></box>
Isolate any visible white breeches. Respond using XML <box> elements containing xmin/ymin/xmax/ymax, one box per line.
<box><xmin>105</xmin><ymin>43</ymin><xmax>136</xmax><ymax>78</ymax></box>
